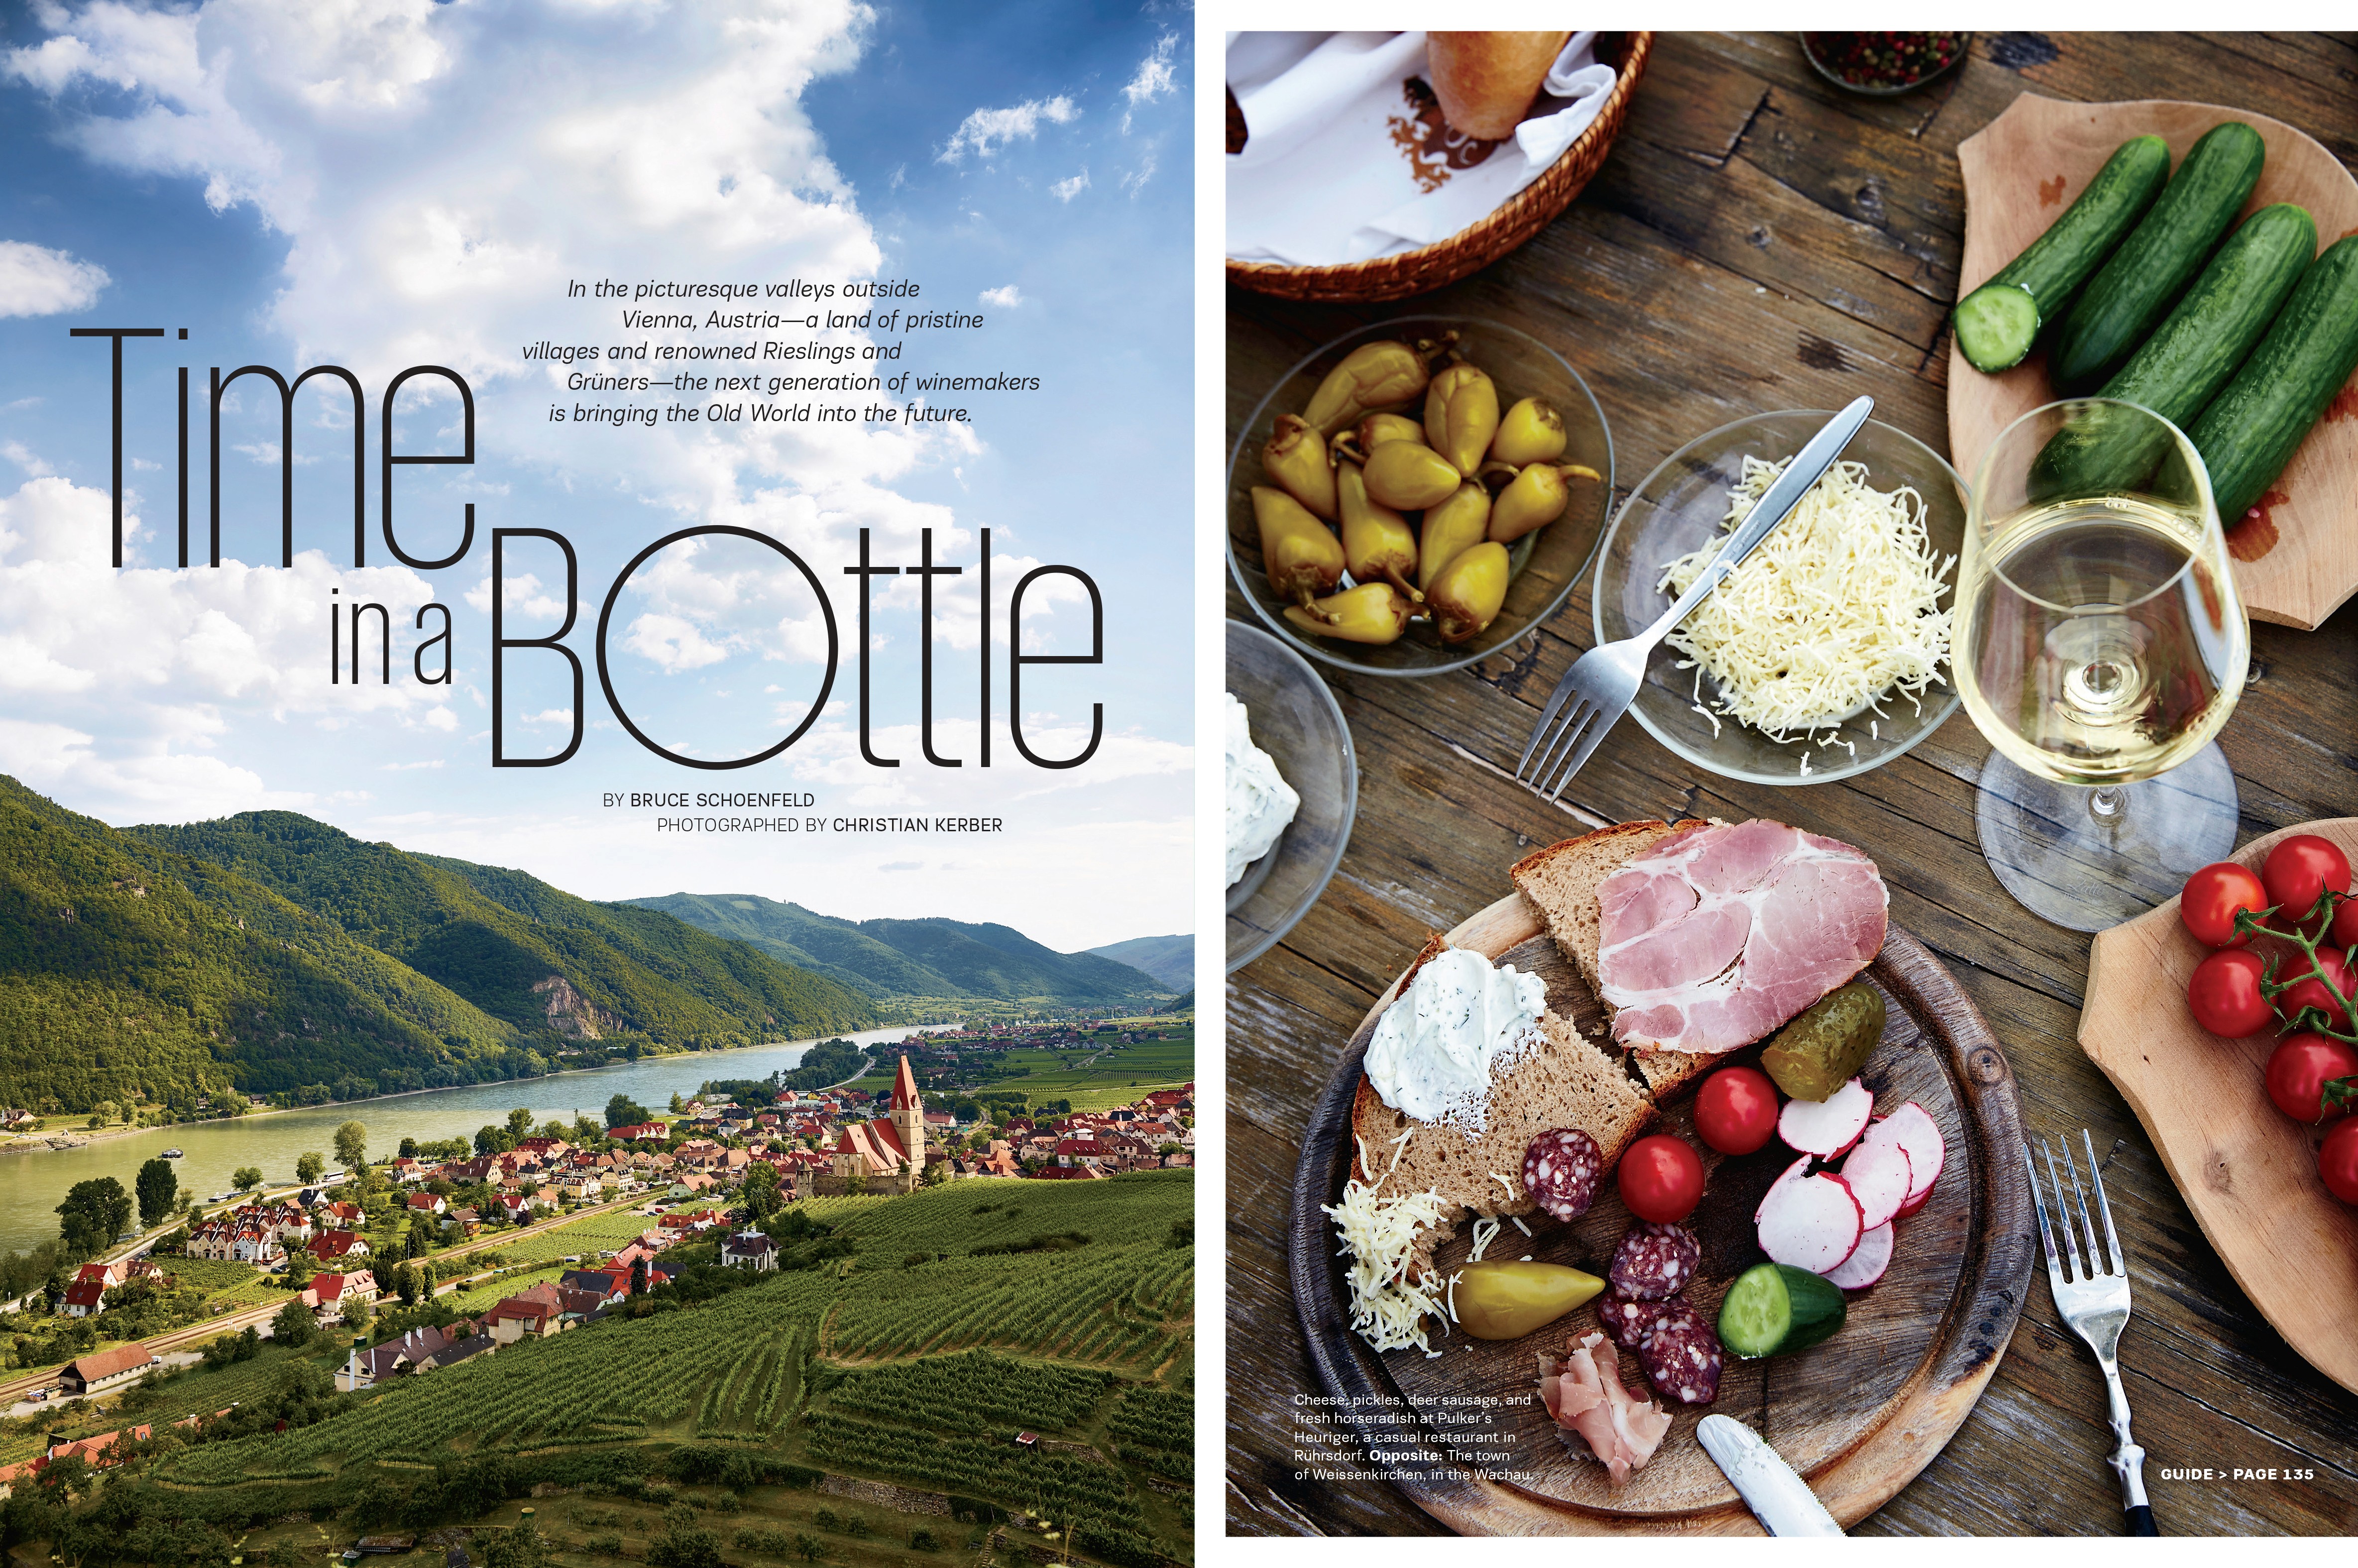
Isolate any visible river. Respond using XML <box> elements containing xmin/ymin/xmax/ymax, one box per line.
<box><xmin>0</xmin><ymin>1023</ymin><xmax>938</xmax><ymax>1257</ymax></box>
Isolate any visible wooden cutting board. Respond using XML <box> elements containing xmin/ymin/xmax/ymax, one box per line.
<box><xmin>1948</xmin><ymin>93</ymin><xmax>2358</xmax><ymax>631</ymax></box>
<box><xmin>1287</xmin><ymin>891</ymin><xmax>2032</xmax><ymax>1533</ymax></box>
<box><xmin>2081</xmin><ymin>819</ymin><xmax>2358</xmax><ymax>1397</ymax></box>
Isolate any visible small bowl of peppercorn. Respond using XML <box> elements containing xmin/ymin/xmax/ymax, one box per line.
<box><xmin>1798</xmin><ymin>32</ymin><xmax>1972</xmax><ymax>97</ymax></box>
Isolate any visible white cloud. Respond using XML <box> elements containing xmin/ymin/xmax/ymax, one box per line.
<box><xmin>1</xmin><ymin>442</ymin><xmax>55</xmax><ymax>477</ymax></box>
<box><xmin>979</xmin><ymin>284</ymin><xmax>1021</xmax><ymax>309</ymax></box>
<box><xmin>1120</xmin><ymin>149</ymin><xmax>1159</xmax><ymax>198</ymax></box>
<box><xmin>1119</xmin><ymin>32</ymin><xmax>1178</xmax><ymax>130</ymax></box>
<box><xmin>1049</xmin><ymin>169</ymin><xmax>1088</xmax><ymax>202</ymax></box>
<box><xmin>623</xmin><ymin>611</ymin><xmax>731</xmax><ymax>673</ymax></box>
<box><xmin>937</xmin><ymin>95</ymin><xmax>1076</xmax><ymax>163</ymax></box>
<box><xmin>0</xmin><ymin>240</ymin><xmax>110</xmax><ymax>317</ymax></box>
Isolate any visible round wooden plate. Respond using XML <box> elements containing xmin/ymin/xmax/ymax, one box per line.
<box><xmin>2081</xmin><ymin>818</ymin><xmax>2358</xmax><ymax>1396</ymax></box>
<box><xmin>1948</xmin><ymin>93</ymin><xmax>2358</xmax><ymax>631</ymax></box>
<box><xmin>1287</xmin><ymin>890</ymin><xmax>2033</xmax><ymax>1533</ymax></box>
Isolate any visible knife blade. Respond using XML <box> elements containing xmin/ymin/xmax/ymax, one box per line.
<box><xmin>1697</xmin><ymin>1414</ymin><xmax>1844</xmax><ymax>1537</ymax></box>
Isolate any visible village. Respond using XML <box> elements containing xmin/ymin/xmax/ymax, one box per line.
<box><xmin>0</xmin><ymin>1048</ymin><xmax>1194</xmax><ymax>1507</ymax></box>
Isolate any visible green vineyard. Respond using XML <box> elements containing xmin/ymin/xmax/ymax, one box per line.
<box><xmin>142</xmin><ymin>1171</ymin><xmax>1194</xmax><ymax>1565</ymax></box>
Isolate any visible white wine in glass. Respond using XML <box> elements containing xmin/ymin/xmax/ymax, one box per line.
<box><xmin>1957</xmin><ymin>399</ymin><xmax>2248</xmax><ymax>931</ymax></box>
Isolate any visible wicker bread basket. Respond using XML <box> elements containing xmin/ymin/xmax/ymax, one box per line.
<box><xmin>1226</xmin><ymin>30</ymin><xmax>1652</xmax><ymax>304</ymax></box>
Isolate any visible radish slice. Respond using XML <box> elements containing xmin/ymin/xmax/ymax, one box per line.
<box><xmin>1839</xmin><ymin>1130</ymin><xmax>1913</xmax><ymax>1231</ymax></box>
<box><xmin>1894</xmin><ymin>1186</ymin><xmax>1933</xmax><ymax>1219</ymax></box>
<box><xmin>1822</xmin><ymin>1221</ymin><xmax>1894</xmax><ymax>1289</ymax></box>
<box><xmin>1777</xmin><ymin>1077</ymin><xmax>1873</xmax><ymax>1158</ymax></box>
<box><xmin>1755</xmin><ymin>1154</ymin><xmax>1864</xmax><ymax>1272</ymax></box>
<box><xmin>1881</xmin><ymin>1102</ymin><xmax>1946</xmax><ymax>1206</ymax></box>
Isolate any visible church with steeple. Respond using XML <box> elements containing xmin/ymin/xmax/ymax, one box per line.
<box><xmin>829</xmin><ymin>1054</ymin><xmax>927</xmax><ymax>1194</ymax></box>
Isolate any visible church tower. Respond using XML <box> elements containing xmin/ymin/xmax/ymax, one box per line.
<box><xmin>889</xmin><ymin>1054</ymin><xmax>925</xmax><ymax>1193</ymax></box>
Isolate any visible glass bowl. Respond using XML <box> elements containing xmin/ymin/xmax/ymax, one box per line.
<box><xmin>1797</xmin><ymin>32</ymin><xmax>1972</xmax><ymax>97</ymax></box>
<box><xmin>1591</xmin><ymin>411</ymin><xmax>1967</xmax><ymax>786</ymax></box>
<box><xmin>1227</xmin><ymin>620</ymin><xmax>1356</xmax><ymax>974</ymax></box>
<box><xmin>1227</xmin><ymin>316</ymin><xmax>1612</xmax><ymax>677</ymax></box>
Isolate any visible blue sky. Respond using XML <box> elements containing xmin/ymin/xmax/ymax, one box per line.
<box><xmin>0</xmin><ymin>0</ymin><xmax>1191</xmax><ymax>953</ymax></box>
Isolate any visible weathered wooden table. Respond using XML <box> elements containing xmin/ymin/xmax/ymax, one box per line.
<box><xmin>1225</xmin><ymin>31</ymin><xmax>2358</xmax><ymax>1537</ymax></box>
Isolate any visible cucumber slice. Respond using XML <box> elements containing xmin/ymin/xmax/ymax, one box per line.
<box><xmin>1717</xmin><ymin>1262</ymin><xmax>1848</xmax><ymax>1359</ymax></box>
<box><xmin>1959</xmin><ymin>132</ymin><xmax>2172</xmax><ymax>363</ymax></box>
<box><xmin>1953</xmin><ymin>282</ymin><xmax>2041</xmax><ymax>373</ymax></box>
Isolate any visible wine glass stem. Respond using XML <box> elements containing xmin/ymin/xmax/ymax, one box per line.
<box><xmin>2090</xmin><ymin>786</ymin><xmax>2126</xmax><ymax>822</ymax></box>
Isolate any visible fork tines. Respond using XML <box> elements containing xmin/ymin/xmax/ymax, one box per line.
<box><xmin>1514</xmin><ymin>695</ymin><xmax>1605</xmax><ymax>801</ymax></box>
<box><xmin>2022</xmin><ymin>1128</ymin><xmax>2127</xmax><ymax>1284</ymax></box>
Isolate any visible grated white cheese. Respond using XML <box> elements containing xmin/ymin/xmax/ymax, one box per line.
<box><xmin>1468</xmin><ymin>1216</ymin><xmax>1502</xmax><ymax>1264</ymax></box>
<box><xmin>1510</xmin><ymin>1215</ymin><xmax>1531</xmax><ymax>1236</ymax></box>
<box><xmin>1658</xmin><ymin>453</ymin><xmax>1954</xmax><ymax>760</ymax></box>
<box><xmin>1323</xmin><ymin>1131</ymin><xmax>1454</xmax><ymax>1355</ymax></box>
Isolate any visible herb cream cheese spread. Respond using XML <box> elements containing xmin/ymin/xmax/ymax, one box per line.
<box><xmin>1225</xmin><ymin>692</ymin><xmax>1299</xmax><ymax>887</ymax></box>
<box><xmin>1364</xmin><ymin>947</ymin><xmax>1547</xmax><ymax>1134</ymax></box>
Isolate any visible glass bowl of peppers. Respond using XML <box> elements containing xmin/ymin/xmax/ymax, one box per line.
<box><xmin>1798</xmin><ymin>33</ymin><xmax>1972</xmax><ymax>97</ymax></box>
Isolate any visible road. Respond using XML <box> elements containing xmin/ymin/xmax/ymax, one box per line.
<box><xmin>0</xmin><ymin>1190</ymin><xmax>651</xmax><ymax>1410</ymax></box>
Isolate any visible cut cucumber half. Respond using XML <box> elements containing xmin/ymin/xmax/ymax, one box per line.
<box><xmin>1717</xmin><ymin>1262</ymin><xmax>1849</xmax><ymax>1359</ymax></box>
<box><xmin>1953</xmin><ymin>282</ymin><xmax>2041</xmax><ymax>373</ymax></box>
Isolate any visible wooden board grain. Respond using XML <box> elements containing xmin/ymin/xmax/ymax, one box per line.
<box><xmin>1288</xmin><ymin>889</ymin><xmax>2032</xmax><ymax>1533</ymax></box>
<box><xmin>2080</xmin><ymin>817</ymin><xmax>2358</xmax><ymax>1397</ymax></box>
<box><xmin>1947</xmin><ymin>92</ymin><xmax>2358</xmax><ymax>631</ymax></box>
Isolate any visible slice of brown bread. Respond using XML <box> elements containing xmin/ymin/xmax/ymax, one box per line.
<box><xmin>1350</xmin><ymin>1007</ymin><xmax>1654</xmax><ymax>1275</ymax></box>
<box><xmin>1511</xmin><ymin>820</ymin><xmax>1719</xmax><ymax>1100</ymax></box>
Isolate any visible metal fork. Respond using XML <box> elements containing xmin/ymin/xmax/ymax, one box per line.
<box><xmin>2024</xmin><ymin>1129</ymin><xmax>2157</xmax><ymax>1536</ymax></box>
<box><xmin>1513</xmin><ymin>395</ymin><xmax>1875</xmax><ymax>799</ymax></box>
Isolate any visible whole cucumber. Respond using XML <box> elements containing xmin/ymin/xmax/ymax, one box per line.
<box><xmin>2051</xmin><ymin>122</ymin><xmax>2268</xmax><ymax>393</ymax></box>
<box><xmin>2027</xmin><ymin>204</ymin><xmax>2316</xmax><ymax>502</ymax></box>
<box><xmin>2188</xmin><ymin>235</ymin><xmax>2358</xmax><ymax>526</ymax></box>
<box><xmin>1952</xmin><ymin>135</ymin><xmax>2170</xmax><ymax>373</ymax></box>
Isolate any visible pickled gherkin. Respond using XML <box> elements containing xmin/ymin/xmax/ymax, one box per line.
<box><xmin>1451</xmin><ymin>1259</ymin><xmax>1604</xmax><ymax>1341</ymax></box>
<box><xmin>1759</xmin><ymin>983</ymin><xmax>1886</xmax><ymax>1103</ymax></box>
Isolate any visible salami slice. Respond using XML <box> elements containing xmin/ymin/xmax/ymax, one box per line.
<box><xmin>1607</xmin><ymin>1221</ymin><xmax>1701</xmax><ymax>1301</ymax></box>
<box><xmin>1634</xmin><ymin>1299</ymin><xmax>1723</xmax><ymax>1407</ymax></box>
<box><xmin>1594</xmin><ymin>1292</ymin><xmax>1678</xmax><ymax>1350</ymax></box>
<box><xmin>1522</xmin><ymin>1128</ymin><xmax>1603</xmax><ymax>1222</ymax></box>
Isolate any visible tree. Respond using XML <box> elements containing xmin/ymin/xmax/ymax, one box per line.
<box><xmin>475</xmin><ymin>1124</ymin><xmax>508</xmax><ymax>1156</ymax></box>
<box><xmin>135</xmin><ymin>1157</ymin><xmax>178</xmax><ymax>1229</ymax></box>
<box><xmin>393</xmin><ymin>1263</ymin><xmax>419</xmax><ymax>1306</ymax></box>
<box><xmin>538</xmin><ymin>1119</ymin><xmax>567</xmax><ymax>1142</ymax></box>
<box><xmin>271</xmin><ymin>1298</ymin><xmax>317</xmax><ymax>1349</ymax></box>
<box><xmin>922</xmin><ymin>1160</ymin><xmax>948</xmax><ymax>1188</ymax></box>
<box><xmin>741</xmin><ymin>1163</ymin><xmax>781</xmax><ymax>1223</ymax></box>
<box><xmin>483</xmin><ymin>1520</ymin><xmax>551</xmax><ymax>1568</ymax></box>
<box><xmin>56</xmin><ymin>1177</ymin><xmax>131</xmax><ymax>1254</ymax></box>
<box><xmin>232</xmin><ymin>1166</ymin><xmax>262</xmax><ymax>1190</ymax></box>
<box><xmin>844</xmin><ymin>1169</ymin><xmax>869</xmax><ymax>1197</ymax></box>
<box><xmin>647</xmin><ymin>1528</ymin><xmax>724</xmax><ymax>1568</ymax></box>
<box><xmin>506</xmin><ymin>1107</ymin><xmax>534</xmax><ymax>1142</ymax></box>
<box><xmin>295</xmin><ymin>1151</ymin><xmax>325</xmax><ymax>1184</ymax></box>
<box><xmin>606</xmin><ymin>1093</ymin><xmax>651</xmax><ymax>1129</ymax></box>
<box><xmin>397</xmin><ymin>1137</ymin><xmax>419</xmax><ymax>1160</ymax></box>
<box><xmin>572</xmin><ymin>1114</ymin><xmax>603</xmax><ymax>1144</ymax></box>
<box><xmin>345</xmin><ymin>1295</ymin><xmax>372</xmax><ymax>1332</ymax></box>
<box><xmin>631</xmin><ymin>1255</ymin><xmax>649</xmax><ymax>1296</ymax></box>
<box><xmin>405</xmin><ymin>1221</ymin><xmax>429</xmax><ymax>1260</ymax></box>
<box><xmin>334</xmin><ymin>1120</ymin><xmax>367</xmax><ymax>1174</ymax></box>
<box><xmin>793</xmin><ymin>1533</ymin><xmax>824</xmax><ymax>1562</ymax></box>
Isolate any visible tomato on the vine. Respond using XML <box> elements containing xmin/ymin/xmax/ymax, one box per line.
<box><xmin>1693</xmin><ymin>1067</ymin><xmax>1779</xmax><ymax>1156</ymax></box>
<box><xmin>2262</xmin><ymin>835</ymin><xmax>2351</xmax><ymax>934</ymax></box>
<box><xmin>2187</xmin><ymin>948</ymin><xmax>2275</xmax><ymax>1037</ymax></box>
<box><xmin>2278</xmin><ymin>946</ymin><xmax>2357</xmax><ymax>1033</ymax></box>
<box><xmin>2332</xmin><ymin>895</ymin><xmax>2358</xmax><ymax>954</ymax></box>
<box><xmin>2179</xmin><ymin>862</ymin><xmax>2267</xmax><ymax>947</ymax></box>
<box><xmin>2263</xmin><ymin>1033</ymin><xmax>2358</xmax><ymax>1123</ymax></box>
<box><xmin>2321</xmin><ymin>1119</ymin><xmax>2358</xmax><ymax>1206</ymax></box>
<box><xmin>1617</xmin><ymin>1133</ymin><xmax>1704</xmax><ymax>1223</ymax></box>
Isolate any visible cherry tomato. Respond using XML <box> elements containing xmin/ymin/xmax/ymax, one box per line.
<box><xmin>2322</xmin><ymin>1119</ymin><xmax>2358</xmax><ymax>1206</ymax></box>
<box><xmin>1693</xmin><ymin>1067</ymin><xmax>1780</xmax><ymax>1156</ymax></box>
<box><xmin>2261</xmin><ymin>835</ymin><xmax>2351</xmax><ymax>933</ymax></box>
<box><xmin>2332</xmin><ymin>895</ymin><xmax>2358</xmax><ymax>954</ymax></box>
<box><xmin>2186</xmin><ymin>947</ymin><xmax>2274</xmax><ymax>1037</ymax></box>
<box><xmin>2277</xmin><ymin>946</ymin><xmax>2356</xmax><ymax>1033</ymax></box>
<box><xmin>2178</xmin><ymin>862</ymin><xmax>2267</xmax><ymax>948</ymax></box>
<box><xmin>2263</xmin><ymin>1033</ymin><xmax>2358</xmax><ymax>1124</ymax></box>
<box><xmin>1617</xmin><ymin>1133</ymin><xmax>1705</xmax><ymax>1224</ymax></box>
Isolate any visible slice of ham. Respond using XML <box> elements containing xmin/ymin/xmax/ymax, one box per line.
<box><xmin>1536</xmin><ymin>1331</ymin><xmax>1672</xmax><ymax>1484</ymax></box>
<box><xmin>1596</xmin><ymin>819</ymin><xmax>1888</xmax><ymax>1054</ymax></box>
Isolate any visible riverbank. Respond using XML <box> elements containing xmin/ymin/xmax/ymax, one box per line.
<box><xmin>0</xmin><ymin>1024</ymin><xmax>936</xmax><ymax>1161</ymax></box>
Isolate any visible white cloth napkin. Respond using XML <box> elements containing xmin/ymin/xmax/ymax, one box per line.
<box><xmin>1227</xmin><ymin>31</ymin><xmax>1617</xmax><ymax>267</ymax></box>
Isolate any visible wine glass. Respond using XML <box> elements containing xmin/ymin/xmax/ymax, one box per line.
<box><xmin>1957</xmin><ymin>398</ymin><xmax>2249</xmax><ymax>932</ymax></box>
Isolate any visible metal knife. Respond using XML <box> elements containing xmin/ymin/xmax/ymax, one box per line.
<box><xmin>1697</xmin><ymin>1414</ymin><xmax>1845</xmax><ymax>1537</ymax></box>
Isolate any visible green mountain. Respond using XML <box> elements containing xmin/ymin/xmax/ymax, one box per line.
<box><xmin>0</xmin><ymin>778</ymin><xmax>523</xmax><ymax>1113</ymax></box>
<box><xmin>131</xmin><ymin>814</ymin><xmax>877</xmax><ymax>1055</ymax></box>
<box><xmin>1085</xmin><ymin>934</ymin><xmax>1193</xmax><ymax>991</ymax></box>
<box><xmin>628</xmin><ymin>892</ymin><xmax>1174</xmax><ymax>1004</ymax></box>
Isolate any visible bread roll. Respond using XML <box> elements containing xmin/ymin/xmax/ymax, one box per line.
<box><xmin>1427</xmin><ymin>30</ymin><xmax>1572</xmax><ymax>140</ymax></box>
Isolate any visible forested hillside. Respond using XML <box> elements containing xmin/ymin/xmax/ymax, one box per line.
<box><xmin>630</xmin><ymin>892</ymin><xmax>1172</xmax><ymax>1004</ymax></box>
